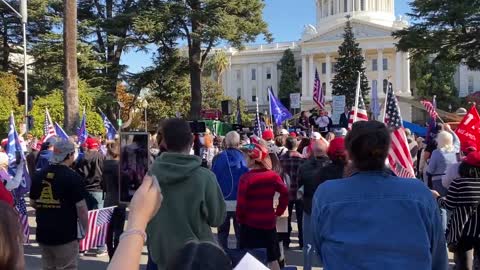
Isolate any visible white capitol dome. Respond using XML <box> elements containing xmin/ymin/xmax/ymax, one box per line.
<box><xmin>316</xmin><ymin>0</ymin><xmax>397</xmax><ymax>29</ymax></box>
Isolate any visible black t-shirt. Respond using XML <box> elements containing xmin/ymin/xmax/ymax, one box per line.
<box><xmin>30</xmin><ymin>164</ymin><xmax>86</xmax><ymax>245</ymax></box>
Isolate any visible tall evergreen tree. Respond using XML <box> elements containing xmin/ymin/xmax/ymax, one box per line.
<box><xmin>331</xmin><ymin>18</ymin><xmax>369</xmax><ymax>109</ymax></box>
<box><xmin>134</xmin><ymin>0</ymin><xmax>272</xmax><ymax>119</ymax></box>
<box><xmin>278</xmin><ymin>49</ymin><xmax>299</xmax><ymax>100</ymax></box>
<box><xmin>393</xmin><ymin>0</ymin><xmax>480</xmax><ymax>70</ymax></box>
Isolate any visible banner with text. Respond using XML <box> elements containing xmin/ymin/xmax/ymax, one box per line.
<box><xmin>332</xmin><ymin>95</ymin><xmax>346</xmax><ymax>125</ymax></box>
<box><xmin>455</xmin><ymin>105</ymin><xmax>480</xmax><ymax>151</ymax></box>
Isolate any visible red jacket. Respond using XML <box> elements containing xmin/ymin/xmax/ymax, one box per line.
<box><xmin>236</xmin><ymin>169</ymin><xmax>288</xmax><ymax>230</ymax></box>
<box><xmin>0</xmin><ymin>183</ymin><xmax>13</xmax><ymax>206</ymax></box>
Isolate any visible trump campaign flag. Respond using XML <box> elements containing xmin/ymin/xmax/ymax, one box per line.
<box><xmin>54</xmin><ymin>122</ymin><xmax>69</xmax><ymax>141</ymax></box>
<box><xmin>268</xmin><ymin>87</ymin><xmax>292</xmax><ymax>126</ymax></box>
<box><xmin>7</xmin><ymin>113</ymin><xmax>30</xmax><ymax>195</ymax></box>
<box><xmin>455</xmin><ymin>105</ymin><xmax>480</xmax><ymax>151</ymax></box>
<box><xmin>77</xmin><ymin>109</ymin><xmax>88</xmax><ymax>145</ymax></box>
<box><xmin>100</xmin><ymin>111</ymin><xmax>117</xmax><ymax>140</ymax></box>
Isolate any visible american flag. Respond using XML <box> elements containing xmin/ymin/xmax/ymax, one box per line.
<box><xmin>79</xmin><ymin>207</ymin><xmax>115</xmax><ymax>252</ymax></box>
<box><xmin>43</xmin><ymin>109</ymin><xmax>56</xmax><ymax>141</ymax></box>
<box><xmin>312</xmin><ymin>69</ymin><xmax>325</xmax><ymax>110</ymax></box>
<box><xmin>14</xmin><ymin>192</ymin><xmax>30</xmax><ymax>243</ymax></box>
<box><xmin>384</xmin><ymin>83</ymin><xmax>415</xmax><ymax>178</ymax></box>
<box><xmin>348</xmin><ymin>74</ymin><xmax>368</xmax><ymax>129</ymax></box>
<box><xmin>254</xmin><ymin>94</ymin><xmax>263</xmax><ymax>137</ymax></box>
<box><xmin>421</xmin><ymin>100</ymin><xmax>439</xmax><ymax>119</ymax></box>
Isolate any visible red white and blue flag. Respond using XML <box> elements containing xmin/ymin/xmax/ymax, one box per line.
<box><xmin>348</xmin><ymin>74</ymin><xmax>368</xmax><ymax>129</ymax></box>
<box><xmin>15</xmin><ymin>194</ymin><xmax>30</xmax><ymax>243</ymax></box>
<box><xmin>384</xmin><ymin>83</ymin><xmax>415</xmax><ymax>178</ymax></box>
<box><xmin>43</xmin><ymin>109</ymin><xmax>56</xmax><ymax>141</ymax></box>
<box><xmin>79</xmin><ymin>207</ymin><xmax>115</xmax><ymax>252</ymax></box>
<box><xmin>313</xmin><ymin>69</ymin><xmax>325</xmax><ymax>110</ymax></box>
<box><xmin>421</xmin><ymin>99</ymin><xmax>439</xmax><ymax>119</ymax></box>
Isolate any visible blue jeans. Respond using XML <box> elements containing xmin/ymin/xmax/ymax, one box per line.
<box><xmin>87</xmin><ymin>191</ymin><xmax>104</xmax><ymax>210</ymax></box>
<box><xmin>217</xmin><ymin>211</ymin><xmax>240</xmax><ymax>249</ymax></box>
<box><xmin>433</xmin><ymin>181</ymin><xmax>448</xmax><ymax>232</ymax></box>
<box><xmin>303</xmin><ymin>212</ymin><xmax>319</xmax><ymax>270</ymax></box>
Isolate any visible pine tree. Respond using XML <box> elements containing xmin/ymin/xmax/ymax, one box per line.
<box><xmin>278</xmin><ymin>49</ymin><xmax>300</xmax><ymax>100</ymax></box>
<box><xmin>331</xmin><ymin>18</ymin><xmax>369</xmax><ymax>109</ymax></box>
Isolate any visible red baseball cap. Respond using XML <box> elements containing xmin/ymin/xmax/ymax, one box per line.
<box><xmin>327</xmin><ymin>137</ymin><xmax>346</xmax><ymax>160</ymax></box>
<box><xmin>262</xmin><ymin>129</ymin><xmax>274</xmax><ymax>141</ymax></box>
<box><xmin>464</xmin><ymin>151</ymin><xmax>480</xmax><ymax>167</ymax></box>
<box><xmin>86</xmin><ymin>137</ymin><xmax>99</xmax><ymax>150</ymax></box>
<box><xmin>289</xmin><ymin>132</ymin><xmax>297</xmax><ymax>138</ymax></box>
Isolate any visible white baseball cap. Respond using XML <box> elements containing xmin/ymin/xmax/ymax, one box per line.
<box><xmin>280</xmin><ymin>129</ymin><xmax>289</xmax><ymax>136</ymax></box>
<box><xmin>311</xmin><ymin>132</ymin><xmax>322</xmax><ymax>140</ymax></box>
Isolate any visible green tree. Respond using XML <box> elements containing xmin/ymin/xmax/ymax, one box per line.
<box><xmin>134</xmin><ymin>0</ymin><xmax>272</xmax><ymax>119</ymax></box>
<box><xmin>29</xmin><ymin>80</ymin><xmax>104</xmax><ymax>137</ymax></box>
<box><xmin>393</xmin><ymin>0</ymin><xmax>480</xmax><ymax>70</ymax></box>
<box><xmin>278</xmin><ymin>49</ymin><xmax>299</xmax><ymax>100</ymax></box>
<box><xmin>411</xmin><ymin>55</ymin><xmax>458</xmax><ymax>110</ymax></box>
<box><xmin>331</xmin><ymin>18</ymin><xmax>369</xmax><ymax>108</ymax></box>
<box><xmin>204</xmin><ymin>50</ymin><xmax>229</xmax><ymax>85</ymax></box>
<box><xmin>0</xmin><ymin>0</ymin><xmax>55</xmax><ymax>74</ymax></box>
<box><xmin>0</xmin><ymin>72</ymin><xmax>22</xmax><ymax>135</ymax></box>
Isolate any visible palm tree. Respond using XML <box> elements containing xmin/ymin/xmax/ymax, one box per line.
<box><xmin>63</xmin><ymin>0</ymin><xmax>79</xmax><ymax>132</ymax></box>
<box><xmin>211</xmin><ymin>51</ymin><xmax>229</xmax><ymax>86</ymax></box>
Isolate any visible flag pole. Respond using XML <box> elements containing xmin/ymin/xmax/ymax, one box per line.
<box><xmin>382</xmin><ymin>81</ymin><xmax>390</xmax><ymax>122</ymax></box>
<box><xmin>353</xmin><ymin>72</ymin><xmax>361</xmax><ymax>123</ymax></box>
<box><xmin>268</xmin><ymin>87</ymin><xmax>274</xmax><ymax>129</ymax></box>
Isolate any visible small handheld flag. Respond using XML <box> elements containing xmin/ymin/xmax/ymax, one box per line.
<box><xmin>54</xmin><ymin>122</ymin><xmax>69</xmax><ymax>141</ymax></box>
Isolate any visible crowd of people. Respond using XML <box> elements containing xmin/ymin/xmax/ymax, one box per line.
<box><xmin>1</xmin><ymin>114</ymin><xmax>480</xmax><ymax>270</ymax></box>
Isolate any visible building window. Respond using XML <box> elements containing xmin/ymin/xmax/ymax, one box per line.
<box><xmin>237</xmin><ymin>88</ymin><xmax>242</xmax><ymax>98</ymax></box>
<box><xmin>372</xmin><ymin>59</ymin><xmax>378</xmax><ymax>71</ymax></box>
<box><xmin>236</xmin><ymin>70</ymin><xmax>241</xmax><ymax>81</ymax></box>
<box><xmin>252</xmin><ymin>87</ymin><xmax>257</xmax><ymax>102</ymax></box>
<box><xmin>298</xmin><ymin>66</ymin><xmax>302</xmax><ymax>78</ymax></box>
<box><xmin>266</xmin><ymin>67</ymin><xmax>272</xmax><ymax>80</ymax></box>
<box><xmin>344</xmin><ymin>0</ymin><xmax>348</xmax><ymax>12</ymax></box>
<box><xmin>383</xmin><ymin>79</ymin><xmax>388</xmax><ymax>94</ymax></box>
<box><xmin>330</xmin><ymin>0</ymin><xmax>334</xmax><ymax>14</ymax></box>
<box><xmin>322</xmin><ymin>63</ymin><xmax>327</xmax><ymax>74</ymax></box>
<box><xmin>372</xmin><ymin>80</ymin><xmax>377</xmax><ymax>91</ymax></box>
<box><xmin>468</xmin><ymin>76</ymin><xmax>475</xmax><ymax>94</ymax></box>
<box><xmin>322</xmin><ymin>82</ymin><xmax>326</xmax><ymax>91</ymax></box>
<box><xmin>331</xmin><ymin>62</ymin><xmax>337</xmax><ymax>73</ymax></box>
<box><xmin>251</xmin><ymin>68</ymin><xmax>256</xmax><ymax>80</ymax></box>
<box><xmin>383</xmin><ymin>58</ymin><xmax>388</xmax><ymax>70</ymax></box>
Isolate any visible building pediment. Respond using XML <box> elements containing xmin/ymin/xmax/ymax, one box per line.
<box><xmin>302</xmin><ymin>20</ymin><xmax>395</xmax><ymax>44</ymax></box>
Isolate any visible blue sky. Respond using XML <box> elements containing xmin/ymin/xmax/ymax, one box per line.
<box><xmin>122</xmin><ymin>0</ymin><xmax>412</xmax><ymax>73</ymax></box>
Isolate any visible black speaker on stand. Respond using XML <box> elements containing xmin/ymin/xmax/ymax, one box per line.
<box><xmin>221</xmin><ymin>100</ymin><xmax>233</xmax><ymax>115</ymax></box>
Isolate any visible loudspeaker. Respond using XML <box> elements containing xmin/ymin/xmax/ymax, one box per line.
<box><xmin>221</xmin><ymin>100</ymin><xmax>233</xmax><ymax>115</ymax></box>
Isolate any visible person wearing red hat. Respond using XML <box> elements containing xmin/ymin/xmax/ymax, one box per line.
<box><xmin>262</xmin><ymin>129</ymin><xmax>278</xmax><ymax>154</ymax></box>
<box><xmin>433</xmin><ymin>151</ymin><xmax>480</xmax><ymax>269</ymax></box>
<box><xmin>237</xmin><ymin>143</ymin><xmax>288</xmax><ymax>270</ymax></box>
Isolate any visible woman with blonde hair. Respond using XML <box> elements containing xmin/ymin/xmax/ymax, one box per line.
<box><xmin>427</xmin><ymin>131</ymin><xmax>458</xmax><ymax>195</ymax></box>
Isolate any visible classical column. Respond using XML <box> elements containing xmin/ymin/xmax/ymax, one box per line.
<box><xmin>226</xmin><ymin>60</ymin><xmax>232</xmax><ymax>97</ymax></box>
<box><xmin>395</xmin><ymin>51</ymin><xmax>402</xmax><ymax>92</ymax></box>
<box><xmin>309</xmin><ymin>54</ymin><xmax>315</xmax><ymax>97</ymax></box>
<box><xmin>377</xmin><ymin>49</ymin><xmax>384</xmax><ymax>94</ymax></box>
<box><xmin>403</xmin><ymin>52</ymin><xmax>411</xmax><ymax>95</ymax></box>
<box><xmin>347</xmin><ymin>0</ymin><xmax>352</xmax><ymax>12</ymax></box>
<box><xmin>242</xmin><ymin>65</ymin><xmax>249</xmax><ymax>103</ymax></box>
<box><xmin>327</xmin><ymin>0</ymin><xmax>331</xmax><ymax>15</ymax></box>
<box><xmin>325</xmin><ymin>54</ymin><xmax>332</xmax><ymax>97</ymax></box>
<box><xmin>302</xmin><ymin>55</ymin><xmax>308</xmax><ymax>99</ymax></box>
<box><xmin>257</xmin><ymin>63</ymin><xmax>263</xmax><ymax>104</ymax></box>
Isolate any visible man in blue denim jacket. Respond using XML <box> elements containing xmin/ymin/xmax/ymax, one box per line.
<box><xmin>311</xmin><ymin>121</ymin><xmax>448</xmax><ymax>270</ymax></box>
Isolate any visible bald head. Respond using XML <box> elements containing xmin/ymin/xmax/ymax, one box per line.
<box><xmin>312</xmin><ymin>139</ymin><xmax>328</xmax><ymax>157</ymax></box>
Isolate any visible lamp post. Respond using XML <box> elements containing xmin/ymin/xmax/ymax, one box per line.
<box><xmin>1</xmin><ymin>0</ymin><xmax>28</xmax><ymax>132</ymax></box>
<box><xmin>142</xmin><ymin>99</ymin><xmax>148</xmax><ymax>132</ymax></box>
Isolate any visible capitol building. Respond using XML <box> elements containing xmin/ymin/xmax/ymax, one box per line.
<box><xmin>219</xmin><ymin>0</ymin><xmax>480</xmax><ymax>122</ymax></box>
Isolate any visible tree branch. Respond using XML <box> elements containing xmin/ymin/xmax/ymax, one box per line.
<box><xmin>200</xmin><ymin>37</ymin><xmax>214</xmax><ymax>67</ymax></box>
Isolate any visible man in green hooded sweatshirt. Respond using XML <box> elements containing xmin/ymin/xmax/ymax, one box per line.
<box><xmin>146</xmin><ymin>118</ymin><xmax>226</xmax><ymax>270</ymax></box>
